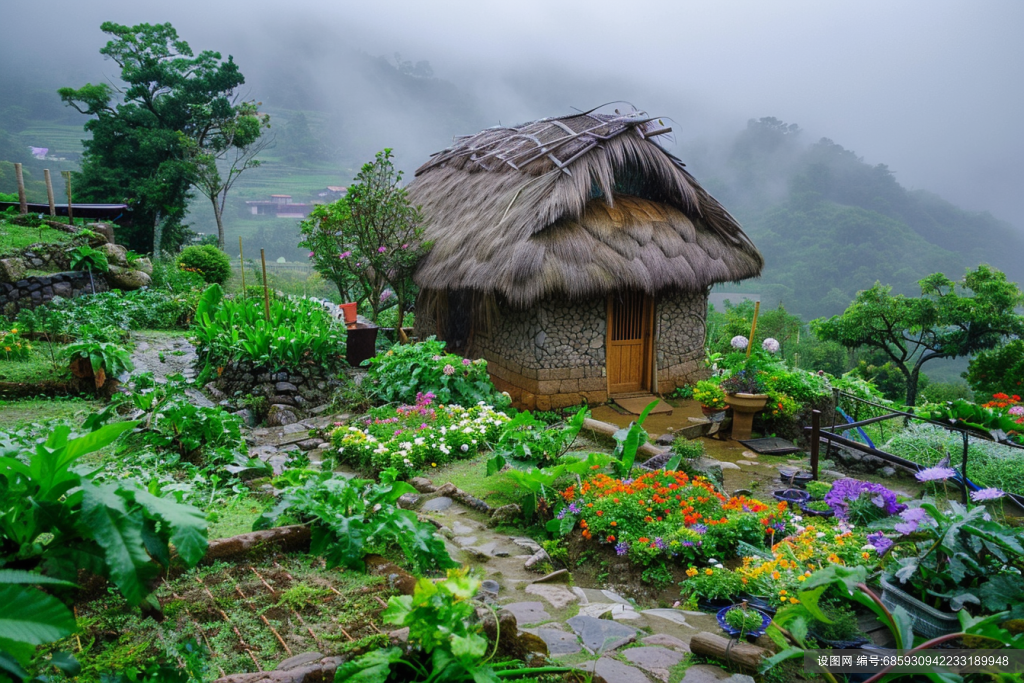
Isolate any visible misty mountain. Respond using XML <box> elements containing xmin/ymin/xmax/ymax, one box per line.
<box><xmin>687</xmin><ymin>118</ymin><xmax>1024</xmax><ymax>318</ymax></box>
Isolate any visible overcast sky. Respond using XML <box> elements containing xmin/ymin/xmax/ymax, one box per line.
<box><xmin>6</xmin><ymin>0</ymin><xmax>1022</xmax><ymax>227</ymax></box>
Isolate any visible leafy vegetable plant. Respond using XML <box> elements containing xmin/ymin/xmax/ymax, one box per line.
<box><xmin>255</xmin><ymin>469</ymin><xmax>457</xmax><ymax>574</ymax></box>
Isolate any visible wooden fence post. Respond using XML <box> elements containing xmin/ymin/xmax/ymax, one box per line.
<box><xmin>239</xmin><ymin>236</ymin><xmax>246</xmax><ymax>299</ymax></box>
<box><xmin>44</xmin><ymin>169</ymin><xmax>56</xmax><ymax>217</ymax></box>
<box><xmin>62</xmin><ymin>171</ymin><xmax>73</xmax><ymax>225</ymax></box>
<box><xmin>14</xmin><ymin>163</ymin><xmax>27</xmax><ymax>213</ymax></box>
<box><xmin>745</xmin><ymin>301</ymin><xmax>760</xmax><ymax>358</ymax></box>
<box><xmin>260</xmin><ymin>249</ymin><xmax>270</xmax><ymax>322</ymax></box>
<box><xmin>810</xmin><ymin>409</ymin><xmax>821</xmax><ymax>480</ymax></box>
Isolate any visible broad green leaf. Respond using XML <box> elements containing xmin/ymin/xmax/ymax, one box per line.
<box><xmin>130</xmin><ymin>487</ymin><xmax>208</xmax><ymax>566</ymax></box>
<box><xmin>451</xmin><ymin>633</ymin><xmax>487</xmax><ymax>659</ymax></box>
<box><xmin>0</xmin><ymin>569</ymin><xmax>77</xmax><ymax>588</ymax></box>
<box><xmin>62</xmin><ymin>420</ymin><xmax>139</xmax><ymax>466</ymax></box>
<box><xmin>332</xmin><ymin>647</ymin><xmax>403</xmax><ymax>683</ymax></box>
<box><xmin>79</xmin><ymin>479</ymin><xmax>157</xmax><ymax>606</ymax></box>
<box><xmin>382</xmin><ymin>595</ymin><xmax>414</xmax><ymax>626</ymax></box>
<box><xmin>0</xmin><ymin>585</ymin><xmax>76</xmax><ymax>647</ymax></box>
<box><xmin>758</xmin><ymin>646</ymin><xmax>806</xmax><ymax>673</ymax></box>
<box><xmin>796</xmin><ymin>585</ymin><xmax>831</xmax><ymax>622</ymax></box>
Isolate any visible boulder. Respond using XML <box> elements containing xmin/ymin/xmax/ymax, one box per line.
<box><xmin>134</xmin><ymin>257</ymin><xmax>154</xmax><ymax>275</ymax></box>
<box><xmin>90</xmin><ymin>223</ymin><xmax>116</xmax><ymax>243</ymax></box>
<box><xmin>99</xmin><ymin>243</ymin><xmax>129</xmax><ymax>267</ymax></box>
<box><xmin>106</xmin><ymin>265</ymin><xmax>152</xmax><ymax>290</ymax></box>
<box><xmin>267</xmin><ymin>404</ymin><xmax>299</xmax><ymax>427</ymax></box>
<box><xmin>0</xmin><ymin>258</ymin><xmax>26</xmax><ymax>284</ymax></box>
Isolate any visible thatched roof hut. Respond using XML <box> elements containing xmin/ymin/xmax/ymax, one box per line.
<box><xmin>409</xmin><ymin>108</ymin><xmax>762</xmax><ymax>410</ymax></box>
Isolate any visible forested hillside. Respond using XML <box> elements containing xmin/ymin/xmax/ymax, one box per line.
<box><xmin>690</xmin><ymin>118</ymin><xmax>1024</xmax><ymax>318</ymax></box>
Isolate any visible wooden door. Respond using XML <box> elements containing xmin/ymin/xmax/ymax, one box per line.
<box><xmin>607</xmin><ymin>291</ymin><xmax>653</xmax><ymax>394</ymax></box>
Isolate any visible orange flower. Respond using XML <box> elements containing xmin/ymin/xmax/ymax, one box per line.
<box><xmin>607</xmin><ymin>535</ymin><xmax>615</xmax><ymax>542</ymax></box>
<box><xmin>595</xmin><ymin>510</ymin><xmax>603</xmax><ymax>516</ymax></box>
<box><xmin>686</xmin><ymin>567</ymin><xmax>698</xmax><ymax>577</ymax></box>
<box><xmin>705</xmin><ymin>568</ymin><xmax>714</xmax><ymax>576</ymax></box>
<box><xmin>610</xmin><ymin>521</ymin><xmax>617</xmax><ymax>527</ymax></box>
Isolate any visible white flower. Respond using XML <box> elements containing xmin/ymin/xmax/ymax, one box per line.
<box><xmin>400</xmin><ymin>442</ymin><xmax>412</xmax><ymax>450</ymax></box>
<box><xmin>762</xmin><ymin>337</ymin><xmax>781</xmax><ymax>354</ymax></box>
<box><xmin>460</xmin><ymin>444</ymin><xmax>469</xmax><ymax>452</ymax></box>
<box><xmin>730</xmin><ymin>335</ymin><xmax>748</xmax><ymax>350</ymax></box>
<box><xmin>791</xmin><ymin>515</ymin><xmax>802</xmax><ymax>522</ymax></box>
<box><xmin>414</xmin><ymin>437</ymin><xmax>425</xmax><ymax>446</ymax></box>
<box><xmin>816</xmin><ymin>532</ymin><xmax>826</xmax><ymax>538</ymax></box>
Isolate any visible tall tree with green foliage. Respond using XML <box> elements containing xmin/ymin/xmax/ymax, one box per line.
<box><xmin>299</xmin><ymin>149</ymin><xmax>427</xmax><ymax>329</ymax></box>
<box><xmin>59</xmin><ymin>21</ymin><xmax>264</xmax><ymax>254</ymax></box>
<box><xmin>812</xmin><ymin>265</ymin><xmax>1024</xmax><ymax>406</ymax></box>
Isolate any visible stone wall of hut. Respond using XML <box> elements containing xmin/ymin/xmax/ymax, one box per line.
<box><xmin>415</xmin><ymin>288</ymin><xmax>709</xmax><ymax>410</ymax></box>
<box><xmin>654</xmin><ymin>289</ymin><xmax>710</xmax><ymax>393</ymax></box>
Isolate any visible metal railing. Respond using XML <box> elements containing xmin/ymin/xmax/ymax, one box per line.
<box><xmin>806</xmin><ymin>390</ymin><xmax>1024</xmax><ymax>508</ymax></box>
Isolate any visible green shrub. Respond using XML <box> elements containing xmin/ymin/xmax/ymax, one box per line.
<box><xmin>363</xmin><ymin>338</ymin><xmax>502</xmax><ymax>407</ymax></box>
<box><xmin>191</xmin><ymin>285</ymin><xmax>346</xmax><ymax>374</ymax></box>
<box><xmin>176</xmin><ymin>245</ymin><xmax>231</xmax><ymax>284</ymax></box>
<box><xmin>68</xmin><ymin>245</ymin><xmax>109</xmax><ymax>273</ymax></box>
<box><xmin>671</xmin><ymin>437</ymin><xmax>706</xmax><ymax>461</ymax></box>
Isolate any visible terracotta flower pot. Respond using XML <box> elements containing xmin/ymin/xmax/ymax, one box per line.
<box><xmin>726</xmin><ymin>393</ymin><xmax>768</xmax><ymax>441</ymax></box>
<box><xmin>340</xmin><ymin>302</ymin><xmax>358</xmax><ymax>324</ymax></box>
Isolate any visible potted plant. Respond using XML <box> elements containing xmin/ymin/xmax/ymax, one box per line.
<box><xmin>693</xmin><ymin>379</ymin><xmax>727</xmax><ymax>420</ymax></box>
<box><xmin>718</xmin><ymin>601</ymin><xmax>771</xmax><ymax>640</ymax></box>
<box><xmin>721</xmin><ymin>369</ymin><xmax>768</xmax><ymax>440</ymax></box>
<box><xmin>63</xmin><ymin>340</ymin><xmax>134</xmax><ymax>393</ymax></box>
<box><xmin>800</xmin><ymin>499</ymin><xmax>835</xmax><ymax>518</ymax></box>
<box><xmin>804</xmin><ymin>480</ymin><xmax>832</xmax><ymax>500</ymax></box>
<box><xmin>682</xmin><ymin>565</ymin><xmax>744</xmax><ymax>613</ymax></box>
<box><xmin>772</xmin><ymin>488</ymin><xmax>811</xmax><ymax>506</ymax></box>
<box><xmin>881</xmin><ymin>500</ymin><xmax>1024</xmax><ymax>638</ymax></box>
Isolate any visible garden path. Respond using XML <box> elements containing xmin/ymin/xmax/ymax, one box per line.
<box><xmin>129</xmin><ymin>331</ymin><xmax>212</xmax><ymax>407</ymax></box>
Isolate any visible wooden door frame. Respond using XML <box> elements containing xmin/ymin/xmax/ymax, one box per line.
<box><xmin>606</xmin><ymin>292</ymin><xmax>656</xmax><ymax>395</ymax></box>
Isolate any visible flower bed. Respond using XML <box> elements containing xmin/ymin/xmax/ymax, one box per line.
<box><xmin>558</xmin><ymin>470</ymin><xmax>784</xmax><ymax>565</ymax></box>
<box><xmin>329</xmin><ymin>393</ymin><xmax>509</xmax><ymax>476</ymax></box>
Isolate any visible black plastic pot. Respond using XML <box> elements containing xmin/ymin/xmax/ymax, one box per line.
<box><xmin>345</xmin><ymin>324</ymin><xmax>379</xmax><ymax>368</ymax></box>
<box><xmin>773</xmin><ymin>488</ymin><xmax>811</xmax><ymax>505</ymax></box>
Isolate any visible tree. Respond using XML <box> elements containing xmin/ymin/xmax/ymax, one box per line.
<box><xmin>812</xmin><ymin>265</ymin><xmax>1024</xmax><ymax>406</ymax></box>
<box><xmin>966</xmin><ymin>338</ymin><xmax>1024</xmax><ymax>398</ymax></box>
<box><xmin>299</xmin><ymin>149</ymin><xmax>428</xmax><ymax>331</ymax></box>
<box><xmin>179</xmin><ymin>101</ymin><xmax>271</xmax><ymax>249</ymax></box>
<box><xmin>59</xmin><ymin>22</ymin><xmax>264</xmax><ymax>254</ymax></box>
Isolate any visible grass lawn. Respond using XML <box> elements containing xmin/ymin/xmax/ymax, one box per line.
<box><xmin>431</xmin><ymin>453</ymin><xmax>524</xmax><ymax>509</ymax></box>
<box><xmin>0</xmin><ymin>396</ymin><xmax>104</xmax><ymax>430</ymax></box>
<box><xmin>0</xmin><ymin>217</ymin><xmax>75</xmax><ymax>255</ymax></box>
<box><xmin>0</xmin><ymin>344</ymin><xmax>69</xmax><ymax>383</ymax></box>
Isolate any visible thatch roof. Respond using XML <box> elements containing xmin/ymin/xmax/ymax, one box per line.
<box><xmin>409</xmin><ymin>108</ymin><xmax>762</xmax><ymax>307</ymax></box>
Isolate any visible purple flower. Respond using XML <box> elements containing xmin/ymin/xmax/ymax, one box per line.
<box><xmin>691</xmin><ymin>524</ymin><xmax>708</xmax><ymax>535</ymax></box>
<box><xmin>568</xmin><ymin>502</ymin><xmax>581</xmax><ymax>514</ymax></box>
<box><xmin>762</xmin><ymin>337</ymin><xmax>780</xmax><ymax>354</ymax></box>
<box><xmin>916</xmin><ymin>466</ymin><xmax>957</xmax><ymax>482</ymax></box>
<box><xmin>682</xmin><ymin>540</ymin><xmax>694</xmax><ymax>547</ymax></box>
<box><xmin>1009</xmin><ymin>406</ymin><xmax>1024</xmax><ymax>417</ymax></box>
<box><xmin>462</xmin><ymin>358</ymin><xmax>472</xmax><ymax>366</ymax></box>
<box><xmin>653</xmin><ymin>537</ymin><xmax>666</xmax><ymax>550</ymax></box>
<box><xmin>867</xmin><ymin>531</ymin><xmax>894</xmax><ymax>555</ymax></box>
<box><xmin>615</xmin><ymin>541</ymin><xmax>630</xmax><ymax>556</ymax></box>
<box><xmin>730</xmin><ymin>335</ymin><xmax>748</xmax><ymax>350</ymax></box>
<box><xmin>771</xmin><ymin>522</ymin><xmax>786</xmax><ymax>534</ymax></box>
<box><xmin>894</xmin><ymin>507</ymin><xmax>928</xmax><ymax>535</ymax></box>
<box><xmin>557</xmin><ymin>508</ymin><xmax>568</xmax><ymax>520</ymax></box>
<box><xmin>971</xmin><ymin>487</ymin><xmax>1005</xmax><ymax>502</ymax></box>
<box><xmin>824</xmin><ymin>479</ymin><xmax>906</xmax><ymax>519</ymax></box>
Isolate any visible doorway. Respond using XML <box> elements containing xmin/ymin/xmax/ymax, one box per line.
<box><xmin>606</xmin><ymin>291</ymin><xmax>654</xmax><ymax>394</ymax></box>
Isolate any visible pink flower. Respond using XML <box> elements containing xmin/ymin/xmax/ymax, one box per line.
<box><xmin>443</xmin><ymin>364</ymin><xmax>456</xmax><ymax>376</ymax></box>
<box><xmin>339</xmin><ymin>251</ymin><xmax>352</xmax><ymax>259</ymax></box>
<box><xmin>308</xmin><ymin>251</ymin><xmax>315</xmax><ymax>258</ymax></box>
<box><xmin>377</xmin><ymin>246</ymin><xmax>387</xmax><ymax>253</ymax></box>
<box><xmin>401</xmin><ymin>244</ymin><xmax>409</xmax><ymax>249</ymax></box>
<box><xmin>462</xmin><ymin>358</ymin><xmax>471</xmax><ymax>366</ymax></box>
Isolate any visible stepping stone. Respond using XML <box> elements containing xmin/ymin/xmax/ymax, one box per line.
<box><xmin>575</xmin><ymin>657</ymin><xmax>650</xmax><ymax>683</ymax></box>
<box><xmin>566</xmin><ymin>615</ymin><xmax>638</xmax><ymax>654</ymax></box>
<box><xmin>480</xmin><ymin>580</ymin><xmax>500</xmax><ymax>596</ymax></box>
<box><xmin>452</xmin><ymin>521</ymin><xmax>479</xmax><ymax>535</ymax></box>
<box><xmin>531</xmin><ymin>569</ymin><xmax>569</xmax><ymax>583</ymax></box>
<box><xmin>454</xmin><ymin>536</ymin><xmax>478</xmax><ymax>547</ymax></box>
<box><xmin>681</xmin><ymin>664</ymin><xmax>756</xmax><ymax>683</ymax></box>
<box><xmin>642</xmin><ymin>609</ymin><xmax>693</xmax><ymax>628</ymax></box>
<box><xmin>602</xmin><ymin>589</ymin><xmax>632</xmax><ymax>605</ymax></box>
<box><xmin>510</xmin><ymin>536</ymin><xmax>542</xmax><ymax>553</ymax></box>
<box><xmin>522</xmin><ymin>628</ymin><xmax>581</xmax><ymax>656</ymax></box>
<box><xmin>741</xmin><ymin>450</ymin><xmax>758</xmax><ymax>458</ymax></box>
<box><xmin>525</xmin><ymin>584</ymin><xmax>578</xmax><ymax>609</ymax></box>
<box><xmin>502</xmin><ymin>602</ymin><xmax>551</xmax><ymax>626</ymax></box>
<box><xmin>623</xmin><ymin>646</ymin><xmax>686</xmax><ymax>682</ymax></box>
<box><xmin>421</xmin><ymin>496</ymin><xmax>453</xmax><ymax>512</ymax></box>
<box><xmin>577</xmin><ymin>603</ymin><xmax>641</xmax><ymax>620</ymax></box>
<box><xmin>642</xmin><ymin>633</ymin><xmax>690</xmax><ymax>652</ymax></box>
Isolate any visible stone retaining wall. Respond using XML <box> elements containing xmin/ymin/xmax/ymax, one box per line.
<box><xmin>1</xmin><ymin>271</ymin><xmax>109</xmax><ymax>316</ymax></box>
<box><xmin>208</xmin><ymin>361</ymin><xmax>343</xmax><ymax>426</ymax></box>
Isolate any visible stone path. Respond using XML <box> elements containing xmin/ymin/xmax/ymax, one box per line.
<box><xmin>410</xmin><ymin>488</ymin><xmax>752</xmax><ymax>683</ymax></box>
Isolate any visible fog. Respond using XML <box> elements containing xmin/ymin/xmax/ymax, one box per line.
<box><xmin>3</xmin><ymin>0</ymin><xmax>1022</xmax><ymax>227</ymax></box>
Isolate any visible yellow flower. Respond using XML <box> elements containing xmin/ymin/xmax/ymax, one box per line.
<box><xmin>797</xmin><ymin>575</ymin><xmax>807</xmax><ymax>582</ymax></box>
<box><xmin>779</xmin><ymin>590</ymin><xmax>787</xmax><ymax>596</ymax></box>
<box><xmin>771</xmin><ymin>571</ymin><xmax>781</xmax><ymax>580</ymax></box>
<box><xmin>862</xmin><ymin>552</ymin><xmax>871</xmax><ymax>560</ymax></box>
<box><xmin>789</xmin><ymin>597</ymin><xmax>799</xmax><ymax>604</ymax></box>
<box><xmin>10</xmin><ymin>329</ymin><xmax>17</xmax><ymax>334</ymax></box>
<box><xmin>431</xmin><ymin>462</ymin><xmax>437</xmax><ymax>467</ymax></box>
<box><xmin>705</xmin><ymin>568</ymin><xmax>714</xmax><ymax>576</ymax></box>
<box><xmin>686</xmin><ymin>568</ymin><xmax>698</xmax><ymax>577</ymax></box>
